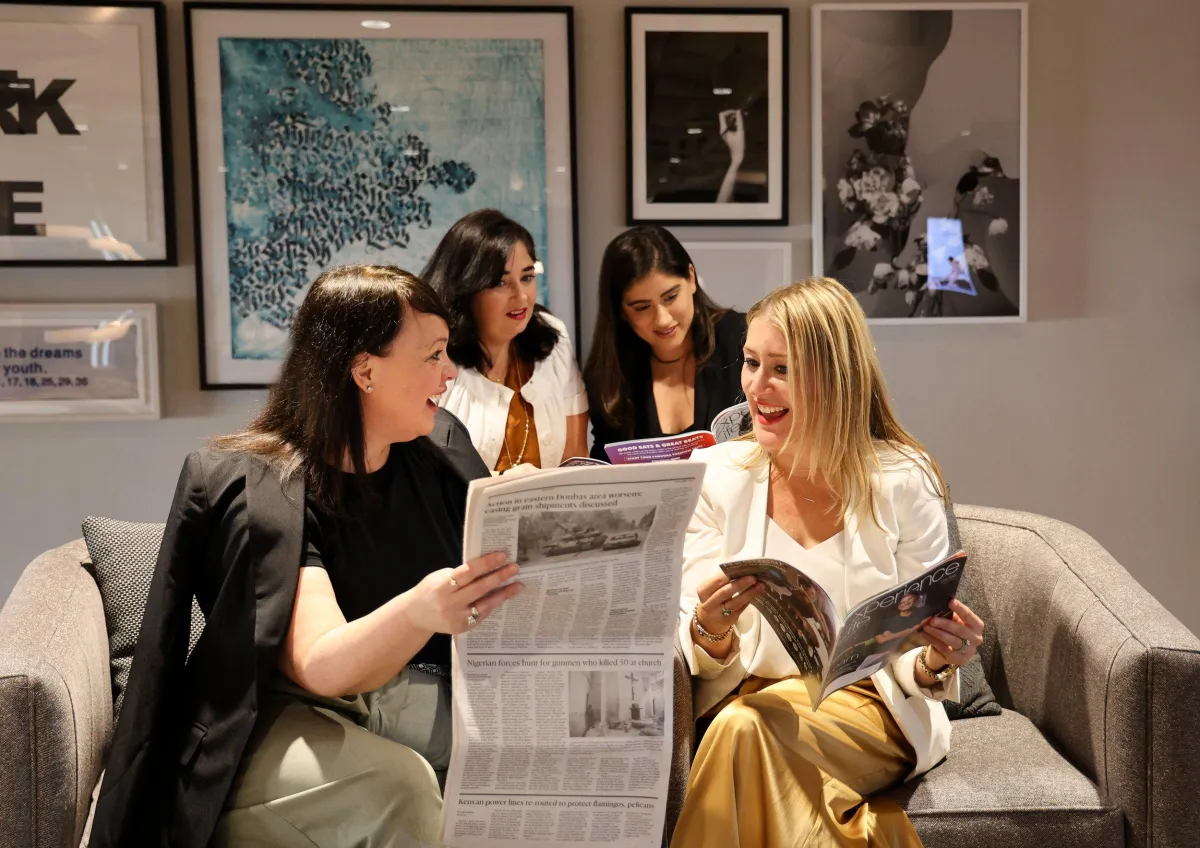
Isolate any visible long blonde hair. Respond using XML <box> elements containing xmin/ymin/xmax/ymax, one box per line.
<box><xmin>741</xmin><ymin>277</ymin><xmax>948</xmax><ymax>525</ymax></box>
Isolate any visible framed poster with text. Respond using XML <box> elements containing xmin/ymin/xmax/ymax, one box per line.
<box><xmin>186</xmin><ymin>3</ymin><xmax>580</xmax><ymax>388</ymax></box>
<box><xmin>0</xmin><ymin>302</ymin><xmax>160</xmax><ymax>420</ymax></box>
<box><xmin>0</xmin><ymin>1</ymin><xmax>176</xmax><ymax>265</ymax></box>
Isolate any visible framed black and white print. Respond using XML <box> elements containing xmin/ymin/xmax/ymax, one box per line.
<box><xmin>0</xmin><ymin>1</ymin><xmax>175</xmax><ymax>265</ymax></box>
<box><xmin>812</xmin><ymin>3</ymin><xmax>1028</xmax><ymax>323</ymax></box>
<box><xmin>186</xmin><ymin>3</ymin><xmax>579</xmax><ymax>388</ymax></box>
<box><xmin>626</xmin><ymin>8</ymin><xmax>788</xmax><ymax>226</ymax></box>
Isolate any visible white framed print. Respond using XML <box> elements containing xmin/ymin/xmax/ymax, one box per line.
<box><xmin>627</xmin><ymin>8</ymin><xmax>789</xmax><ymax>226</ymax></box>
<box><xmin>682</xmin><ymin>241</ymin><xmax>793</xmax><ymax>312</ymax></box>
<box><xmin>186</xmin><ymin>3</ymin><xmax>580</xmax><ymax>388</ymax></box>
<box><xmin>0</xmin><ymin>303</ymin><xmax>160</xmax><ymax>420</ymax></box>
<box><xmin>812</xmin><ymin>3</ymin><xmax>1028</xmax><ymax>322</ymax></box>
<box><xmin>0</xmin><ymin>1</ymin><xmax>176</xmax><ymax>265</ymax></box>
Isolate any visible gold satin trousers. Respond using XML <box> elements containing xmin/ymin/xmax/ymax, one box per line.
<box><xmin>671</xmin><ymin>677</ymin><xmax>923</xmax><ymax>848</ymax></box>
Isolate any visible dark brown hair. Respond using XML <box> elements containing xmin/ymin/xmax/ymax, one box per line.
<box><xmin>210</xmin><ymin>264</ymin><xmax>450</xmax><ymax>513</ymax></box>
<box><xmin>421</xmin><ymin>209</ymin><xmax>558</xmax><ymax>373</ymax></box>
<box><xmin>584</xmin><ymin>225</ymin><xmax>730</xmax><ymax>437</ymax></box>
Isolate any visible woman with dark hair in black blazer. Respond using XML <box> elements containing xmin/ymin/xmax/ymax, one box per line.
<box><xmin>584</xmin><ymin>225</ymin><xmax>747</xmax><ymax>461</ymax></box>
<box><xmin>89</xmin><ymin>265</ymin><xmax>523</xmax><ymax>848</ymax></box>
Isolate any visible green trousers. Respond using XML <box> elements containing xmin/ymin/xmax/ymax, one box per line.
<box><xmin>213</xmin><ymin>668</ymin><xmax>452</xmax><ymax>847</ymax></box>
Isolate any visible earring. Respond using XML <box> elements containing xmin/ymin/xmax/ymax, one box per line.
<box><xmin>365</xmin><ymin>385</ymin><xmax>373</xmax><ymax>393</ymax></box>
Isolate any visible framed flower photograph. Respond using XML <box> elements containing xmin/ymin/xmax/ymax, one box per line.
<box><xmin>812</xmin><ymin>3</ymin><xmax>1028</xmax><ymax>322</ymax></box>
<box><xmin>626</xmin><ymin>8</ymin><xmax>789</xmax><ymax>226</ymax></box>
<box><xmin>0</xmin><ymin>303</ymin><xmax>160</xmax><ymax>420</ymax></box>
<box><xmin>0</xmin><ymin>1</ymin><xmax>175</xmax><ymax>265</ymax></box>
<box><xmin>186</xmin><ymin>3</ymin><xmax>579</xmax><ymax>388</ymax></box>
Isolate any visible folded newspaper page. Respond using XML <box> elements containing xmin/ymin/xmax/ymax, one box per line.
<box><xmin>720</xmin><ymin>551</ymin><xmax>968</xmax><ymax>707</ymax></box>
<box><xmin>441</xmin><ymin>462</ymin><xmax>706</xmax><ymax>848</ymax></box>
<box><xmin>600</xmin><ymin>402</ymin><xmax>752</xmax><ymax>465</ymax></box>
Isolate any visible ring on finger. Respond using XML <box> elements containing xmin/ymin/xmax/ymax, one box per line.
<box><xmin>467</xmin><ymin>613</ymin><xmax>478</xmax><ymax>628</ymax></box>
<box><xmin>957</xmin><ymin>636</ymin><xmax>971</xmax><ymax>653</ymax></box>
<box><xmin>721</xmin><ymin>604</ymin><xmax>732</xmax><ymax>617</ymax></box>
<box><xmin>449</xmin><ymin>576</ymin><xmax>459</xmax><ymax>588</ymax></box>
<box><xmin>471</xmin><ymin>606</ymin><xmax>480</xmax><ymax>617</ymax></box>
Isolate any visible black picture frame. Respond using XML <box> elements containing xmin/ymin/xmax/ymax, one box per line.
<box><xmin>625</xmin><ymin>6</ymin><xmax>789</xmax><ymax>227</ymax></box>
<box><xmin>0</xmin><ymin>0</ymin><xmax>176</xmax><ymax>266</ymax></box>
<box><xmin>185</xmin><ymin>2</ymin><xmax>580</xmax><ymax>389</ymax></box>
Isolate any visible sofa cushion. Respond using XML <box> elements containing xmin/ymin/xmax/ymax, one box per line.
<box><xmin>885</xmin><ymin>709</ymin><xmax>1123</xmax><ymax>848</ymax></box>
<box><xmin>81</xmin><ymin>517</ymin><xmax>205</xmax><ymax>722</ymax></box>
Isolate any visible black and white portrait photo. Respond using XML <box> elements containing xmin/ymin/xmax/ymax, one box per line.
<box><xmin>516</xmin><ymin>505</ymin><xmax>657</xmax><ymax>566</ymax></box>
<box><xmin>568</xmin><ymin>670</ymin><xmax>666</xmax><ymax>739</ymax></box>
<box><xmin>627</xmin><ymin>9</ymin><xmax>788</xmax><ymax>225</ymax></box>
<box><xmin>812</xmin><ymin>3</ymin><xmax>1027</xmax><ymax>321</ymax></box>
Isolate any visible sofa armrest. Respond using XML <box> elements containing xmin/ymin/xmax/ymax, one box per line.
<box><xmin>0</xmin><ymin>540</ymin><xmax>112</xmax><ymax>848</ymax></box>
<box><xmin>955</xmin><ymin>505</ymin><xmax>1200</xmax><ymax>848</ymax></box>
<box><xmin>663</xmin><ymin>636</ymin><xmax>694</xmax><ymax>847</ymax></box>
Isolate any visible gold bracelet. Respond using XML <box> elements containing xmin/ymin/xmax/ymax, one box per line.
<box><xmin>692</xmin><ymin>605</ymin><xmax>733</xmax><ymax>643</ymax></box>
<box><xmin>917</xmin><ymin>646</ymin><xmax>956</xmax><ymax>683</ymax></box>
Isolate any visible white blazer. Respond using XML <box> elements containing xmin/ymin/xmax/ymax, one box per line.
<box><xmin>678</xmin><ymin>440</ymin><xmax>960</xmax><ymax>779</ymax></box>
<box><xmin>438</xmin><ymin>311</ymin><xmax>587</xmax><ymax>469</ymax></box>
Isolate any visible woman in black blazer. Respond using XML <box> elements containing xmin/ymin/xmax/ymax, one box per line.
<box><xmin>89</xmin><ymin>265</ymin><xmax>523</xmax><ymax>848</ymax></box>
<box><xmin>585</xmin><ymin>226</ymin><xmax>747</xmax><ymax>461</ymax></box>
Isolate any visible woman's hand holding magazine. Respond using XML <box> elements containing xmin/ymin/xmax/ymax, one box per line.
<box><xmin>718</xmin><ymin>551</ymin><xmax>971</xmax><ymax>708</ymax></box>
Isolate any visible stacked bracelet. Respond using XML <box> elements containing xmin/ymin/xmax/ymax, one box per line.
<box><xmin>692</xmin><ymin>605</ymin><xmax>733</xmax><ymax>643</ymax></box>
<box><xmin>916</xmin><ymin>646</ymin><xmax>956</xmax><ymax>683</ymax></box>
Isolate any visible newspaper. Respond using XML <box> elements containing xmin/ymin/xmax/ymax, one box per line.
<box><xmin>441</xmin><ymin>462</ymin><xmax>706</xmax><ymax>848</ymax></box>
<box><xmin>720</xmin><ymin>551</ymin><xmax>968</xmax><ymax>707</ymax></box>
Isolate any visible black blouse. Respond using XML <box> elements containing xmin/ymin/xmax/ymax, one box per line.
<box><xmin>304</xmin><ymin>440</ymin><xmax>468</xmax><ymax>666</ymax></box>
<box><xmin>589</xmin><ymin>310</ymin><xmax>747</xmax><ymax>460</ymax></box>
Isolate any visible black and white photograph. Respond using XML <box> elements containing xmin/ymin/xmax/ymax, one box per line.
<box><xmin>627</xmin><ymin>9</ymin><xmax>788</xmax><ymax>225</ymax></box>
<box><xmin>0</xmin><ymin>1</ymin><xmax>174</xmax><ymax>265</ymax></box>
<box><xmin>812</xmin><ymin>3</ymin><xmax>1027</xmax><ymax>322</ymax></box>
<box><xmin>568</xmin><ymin>670</ymin><xmax>666</xmax><ymax>739</ymax></box>
<box><xmin>517</xmin><ymin>505</ymin><xmax>656</xmax><ymax>566</ymax></box>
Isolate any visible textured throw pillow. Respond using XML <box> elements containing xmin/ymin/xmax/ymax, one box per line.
<box><xmin>942</xmin><ymin>506</ymin><xmax>1002</xmax><ymax>719</ymax></box>
<box><xmin>82</xmin><ymin>517</ymin><xmax>206</xmax><ymax>722</ymax></box>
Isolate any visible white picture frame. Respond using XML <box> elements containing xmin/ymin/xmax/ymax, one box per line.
<box><xmin>681</xmin><ymin>241</ymin><xmax>793</xmax><ymax>311</ymax></box>
<box><xmin>812</xmin><ymin>3</ymin><xmax>1028</xmax><ymax>323</ymax></box>
<box><xmin>0</xmin><ymin>303</ymin><xmax>160</xmax><ymax>420</ymax></box>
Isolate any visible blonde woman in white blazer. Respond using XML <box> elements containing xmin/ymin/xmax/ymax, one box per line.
<box><xmin>671</xmin><ymin>278</ymin><xmax>987</xmax><ymax>848</ymax></box>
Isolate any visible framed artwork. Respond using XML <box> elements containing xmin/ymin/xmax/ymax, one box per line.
<box><xmin>186</xmin><ymin>3</ymin><xmax>580</xmax><ymax>388</ymax></box>
<box><xmin>0</xmin><ymin>1</ymin><xmax>175</xmax><ymax>266</ymax></box>
<box><xmin>626</xmin><ymin>8</ymin><xmax>789</xmax><ymax>226</ymax></box>
<box><xmin>0</xmin><ymin>303</ymin><xmax>160</xmax><ymax>420</ymax></box>
<box><xmin>681</xmin><ymin>241</ymin><xmax>792</xmax><ymax>311</ymax></box>
<box><xmin>812</xmin><ymin>3</ymin><xmax>1028</xmax><ymax>323</ymax></box>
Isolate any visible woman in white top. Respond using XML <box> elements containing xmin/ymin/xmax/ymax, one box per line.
<box><xmin>672</xmin><ymin>277</ymin><xmax>987</xmax><ymax>847</ymax></box>
<box><xmin>425</xmin><ymin>210</ymin><xmax>588</xmax><ymax>471</ymax></box>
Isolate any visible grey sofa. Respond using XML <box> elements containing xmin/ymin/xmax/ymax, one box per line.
<box><xmin>1</xmin><ymin>506</ymin><xmax>1197</xmax><ymax>848</ymax></box>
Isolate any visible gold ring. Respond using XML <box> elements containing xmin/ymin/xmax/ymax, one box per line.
<box><xmin>449</xmin><ymin>576</ymin><xmax>459</xmax><ymax>588</ymax></box>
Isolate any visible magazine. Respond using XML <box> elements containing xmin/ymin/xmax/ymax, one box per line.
<box><xmin>601</xmin><ymin>401</ymin><xmax>753</xmax><ymax>464</ymax></box>
<box><xmin>440</xmin><ymin>461</ymin><xmax>706</xmax><ymax>848</ymax></box>
<box><xmin>719</xmin><ymin>550</ymin><xmax>968</xmax><ymax>708</ymax></box>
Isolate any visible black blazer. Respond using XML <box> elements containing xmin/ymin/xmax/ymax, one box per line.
<box><xmin>88</xmin><ymin>410</ymin><xmax>489</xmax><ymax>848</ymax></box>
<box><xmin>589</xmin><ymin>310</ymin><xmax>747</xmax><ymax>461</ymax></box>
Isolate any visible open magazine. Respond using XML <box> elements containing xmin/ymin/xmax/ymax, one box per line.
<box><xmin>719</xmin><ymin>551</ymin><xmax>968</xmax><ymax>708</ymax></box>
<box><xmin>598</xmin><ymin>401</ymin><xmax>753</xmax><ymax>465</ymax></box>
<box><xmin>441</xmin><ymin>462</ymin><xmax>706</xmax><ymax>848</ymax></box>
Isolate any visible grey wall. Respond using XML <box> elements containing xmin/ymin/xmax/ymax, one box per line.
<box><xmin>2</xmin><ymin>0</ymin><xmax>1198</xmax><ymax>633</ymax></box>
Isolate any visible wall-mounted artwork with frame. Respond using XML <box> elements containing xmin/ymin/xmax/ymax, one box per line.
<box><xmin>0</xmin><ymin>1</ymin><xmax>175</xmax><ymax>265</ymax></box>
<box><xmin>626</xmin><ymin>8</ymin><xmax>789</xmax><ymax>226</ymax></box>
<box><xmin>812</xmin><ymin>3</ymin><xmax>1027</xmax><ymax>322</ymax></box>
<box><xmin>0</xmin><ymin>303</ymin><xmax>160</xmax><ymax>420</ymax></box>
<box><xmin>186</xmin><ymin>3</ymin><xmax>580</xmax><ymax>388</ymax></box>
<box><xmin>681</xmin><ymin>241</ymin><xmax>792</xmax><ymax>312</ymax></box>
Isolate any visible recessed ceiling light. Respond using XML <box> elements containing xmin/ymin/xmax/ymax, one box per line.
<box><xmin>669</xmin><ymin>157</ymin><xmax>681</xmax><ymax>164</ymax></box>
<box><xmin>361</xmin><ymin>19</ymin><xmax>391</xmax><ymax>30</ymax></box>
<box><xmin>658</xmin><ymin>177</ymin><xmax>668</xmax><ymax>183</ymax></box>
<box><xmin>686</xmin><ymin>127</ymin><xmax>702</xmax><ymax>135</ymax></box>
<box><xmin>390</xmin><ymin>104</ymin><xmax>410</xmax><ymax>112</ymax></box>
<box><xmin>961</xmin><ymin>129</ymin><xmax>972</xmax><ymax>136</ymax></box>
<box><xmin>713</xmin><ymin>87</ymin><xmax>733</xmax><ymax>96</ymax></box>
